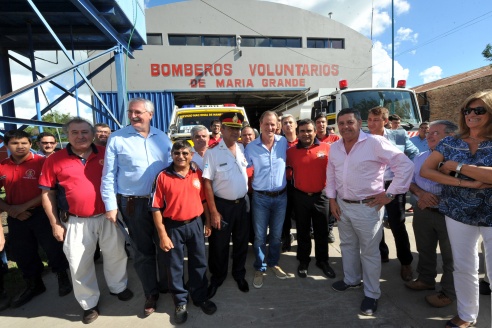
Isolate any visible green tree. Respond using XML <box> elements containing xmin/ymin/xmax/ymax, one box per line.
<box><xmin>25</xmin><ymin>110</ymin><xmax>71</xmax><ymax>149</ymax></box>
<box><xmin>483</xmin><ymin>44</ymin><xmax>492</xmax><ymax>63</ymax></box>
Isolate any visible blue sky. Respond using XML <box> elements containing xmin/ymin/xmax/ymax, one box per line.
<box><xmin>145</xmin><ymin>0</ymin><xmax>492</xmax><ymax>88</ymax></box>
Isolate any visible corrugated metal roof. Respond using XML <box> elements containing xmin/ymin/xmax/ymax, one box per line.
<box><xmin>412</xmin><ymin>65</ymin><xmax>492</xmax><ymax>93</ymax></box>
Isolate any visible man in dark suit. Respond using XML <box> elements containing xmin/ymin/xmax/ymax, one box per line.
<box><xmin>367</xmin><ymin>106</ymin><xmax>419</xmax><ymax>282</ymax></box>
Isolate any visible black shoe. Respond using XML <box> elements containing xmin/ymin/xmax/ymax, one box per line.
<box><xmin>332</xmin><ymin>280</ymin><xmax>362</xmax><ymax>292</ymax></box>
<box><xmin>11</xmin><ymin>277</ymin><xmax>46</xmax><ymax>308</ymax></box>
<box><xmin>110</xmin><ymin>288</ymin><xmax>134</xmax><ymax>301</ymax></box>
<box><xmin>174</xmin><ymin>304</ymin><xmax>188</xmax><ymax>324</ymax></box>
<box><xmin>316</xmin><ymin>261</ymin><xmax>336</xmax><ymax>279</ymax></box>
<box><xmin>57</xmin><ymin>271</ymin><xmax>72</xmax><ymax>297</ymax></box>
<box><xmin>360</xmin><ymin>296</ymin><xmax>378</xmax><ymax>316</ymax></box>
<box><xmin>144</xmin><ymin>294</ymin><xmax>159</xmax><ymax>316</ymax></box>
<box><xmin>479</xmin><ymin>280</ymin><xmax>491</xmax><ymax>295</ymax></box>
<box><xmin>235</xmin><ymin>278</ymin><xmax>249</xmax><ymax>293</ymax></box>
<box><xmin>194</xmin><ymin>299</ymin><xmax>217</xmax><ymax>315</ymax></box>
<box><xmin>0</xmin><ymin>290</ymin><xmax>10</xmax><ymax>312</ymax></box>
<box><xmin>328</xmin><ymin>230</ymin><xmax>335</xmax><ymax>244</ymax></box>
<box><xmin>82</xmin><ymin>304</ymin><xmax>99</xmax><ymax>324</ymax></box>
<box><xmin>207</xmin><ymin>284</ymin><xmax>219</xmax><ymax>299</ymax></box>
<box><xmin>297</xmin><ymin>263</ymin><xmax>308</xmax><ymax>278</ymax></box>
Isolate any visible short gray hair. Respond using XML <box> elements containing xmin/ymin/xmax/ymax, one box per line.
<box><xmin>190</xmin><ymin>125</ymin><xmax>209</xmax><ymax>138</ymax></box>
<box><xmin>63</xmin><ymin>117</ymin><xmax>94</xmax><ymax>135</ymax></box>
<box><xmin>128</xmin><ymin>97</ymin><xmax>155</xmax><ymax>114</ymax></box>
<box><xmin>430</xmin><ymin>120</ymin><xmax>458</xmax><ymax>134</ymax></box>
<box><xmin>281</xmin><ymin>114</ymin><xmax>295</xmax><ymax>123</ymax></box>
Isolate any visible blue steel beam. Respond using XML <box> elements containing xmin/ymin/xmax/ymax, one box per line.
<box><xmin>68</xmin><ymin>0</ymin><xmax>135</xmax><ymax>59</ymax></box>
<box><xmin>15</xmin><ymin>56</ymin><xmax>116</xmax><ymax>131</ymax></box>
<box><xmin>0</xmin><ymin>116</ymin><xmax>63</xmax><ymax>128</ymax></box>
<box><xmin>0</xmin><ymin>47</ymin><xmax>115</xmax><ymax>106</ymax></box>
<box><xmin>114</xmin><ymin>46</ymin><xmax>128</xmax><ymax>125</ymax></box>
<box><xmin>26</xmin><ymin>0</ymin><xmax>122</xmax><ymax>128</ymax></box>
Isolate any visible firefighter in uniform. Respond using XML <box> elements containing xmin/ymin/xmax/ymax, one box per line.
<box><xmin>203</xmin><ymin>112</ymin><xmax>250</xmax><ymax>298</ymax></box>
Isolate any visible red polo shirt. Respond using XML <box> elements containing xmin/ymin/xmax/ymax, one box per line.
<box><xmin>0</xmin><ymin>153</ymin><xmax>45</xmax><ymax>206</ymax></box>
<box><xmin>39</xmin><ymin>144</ymin><xmax>106</xmax><ymax>217</ymax></box>
<box><xmin>317</xmin><ymin>134</ymin><xmax>340</xmax><ymax>144</ymax></box>
<box><xmin>208</xmin><ymin>136</ymin><xmax>222</xmax><ymax>147</ymax></box>
<box><xmin>286</xmin><ymin>140</ymin><xmax>330</xmax><ymax>193</ymax></box>
<box><xmin>151</xmin><ymin>164</ymin><xmax>206</xmax><ymax>221</ymax></box>
<box><xmin>287</xmin><ymin>138</ymin><xmax>298</xmax><ymax>148</ymax></box>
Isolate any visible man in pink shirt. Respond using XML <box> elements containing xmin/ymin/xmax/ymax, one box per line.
<box><xmin>326</xmin><ymin>108</ymin><xmax>413</xmax><ymax>316</ymax></box>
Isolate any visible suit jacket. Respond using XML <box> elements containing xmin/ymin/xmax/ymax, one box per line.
<box><xmin>385</xmin><ymin>128</ymin><xmax>419</xmax><ymax>160</ymax></box>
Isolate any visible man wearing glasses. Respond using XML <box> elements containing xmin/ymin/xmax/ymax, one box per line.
<box><xmin>36</xmin><ymin>132</ymin><xmax>58</xmax><ymax>157</ymax></box>
<box><xmin>101</xmin><ymin>98</ymin><xmax>172</xmax><ymax>317</ymax></box>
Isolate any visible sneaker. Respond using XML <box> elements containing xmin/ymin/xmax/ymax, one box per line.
<box><xmin>269</xmin><ymin>265</ymin><xmax>288</xmax><ymax>279</ymax></box>
<box><xmin>253</xmin><ymin>271</ymin><xmax>264</xmax><ymax>288</ymax></box>
<box><xmin>425</xmin><ymin>291</ymin><xmax>453</xmax><ymax>308</ymax></box>
<box><xmin>332</xmin><ymin>280</ymin><xmax>362</xmax><ymax>292</ymax></box>
<box><xmin>82</xmin><ymin>304</ymin><xmax>99</xmax><ymax>324</ymax></box>
<box><xmin>360</xmin><ymin>296</ymin><xmax>378</xmax><ymax>316</ymax></box>
<box><xmin>328</xmin><ymin>230</ymin><xmax>335</xmax><ymax>243</ymax></box>
<box><xmin>57</xmin><ymin>271</ymin><xmax>72</xmax><ymax>297</ymax></box>
<box><xmin>479</xmin><ymin>280</ymin><xmax>491</xmax><ymax>295</ymax></box>
<box><xmin>174</xmin><ymin>304</ymin><xmax>188</xmax><ymax>324</ymax></box>
<box><xmin>297</xmin><ymin>263</ymin><xmax>308</xmax><ymax>278</ymax></box>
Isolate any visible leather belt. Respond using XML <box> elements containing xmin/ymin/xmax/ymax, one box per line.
<box><xmin>215</xmin><ymin>195</ymin><xmax>246</xmax><ymax>204</ymax></box>
<box><xmin>294</xmin><ymin>188</ymin><xmax>321</xmax><ymax>197</ymax></box>
<box><xmin>255</xmin><ymin>188</ymin><xmax>287</xmax><ymax>197</ymax></box>
<box><xmin>119</xmin><ymin>194</ymin><xmax>150</xmax><ymax>199</ymax></box>
<box><xmin>165</xmin><ymin>217</ymin><xmax>197</xmax><ymax>225</ymax></box>
<box><xmin>341</xmin><ymin>198</ymin><xmax>374</xmax><ymax>204</ymax></box>
<box><xmin>68</xmin><ymin>212</ymin><xmax>104</xmax><ymax>219</ymax></box>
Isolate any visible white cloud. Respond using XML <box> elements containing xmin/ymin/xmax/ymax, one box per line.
<box><xmin>419</xmin><ymin>66</ymin><xmax>442</xmax><ymax>84</ymax></box>
<box><xmin>396</xmin><ymin>27</ymin><xmax>418</xmax><ymax>43</ymax></box>
<box><xmin>372</xmin><ymin>41</ymin><xmax>409</xmax><ymax>87</ymax></box>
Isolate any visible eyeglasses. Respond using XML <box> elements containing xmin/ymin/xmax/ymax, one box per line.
<box><xmin>40</xmin><ymin>142</ymin><xmax>56</xmax><ymax>145</ymax></box>
<box><xmin>127</xmin><ymin>110</ymin><xmax>147</xmax><ymax>116</ymax></box>
<box><xmin>172</xmin><ymin>151</ymin><xmax>190</xmax><ymax>156</ymax></box>
<box><xmin>462</xmin><ymin>107</ymin><xmax>487</xmax><ymax>115</ymax></box>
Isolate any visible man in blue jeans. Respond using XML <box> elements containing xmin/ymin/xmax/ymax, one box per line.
<box><xmin>245</xmin><ymin>111</ymin><xmax>288</xmax><ymax>288</ymax></box>
<box><xmin>101</xmin><ymin>98</ymin><xmax>172</xmax><ymax>316</ymax></box>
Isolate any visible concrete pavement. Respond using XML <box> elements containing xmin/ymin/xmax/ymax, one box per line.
<box><xmin>1</xmin><ymin>213</ymin><xmax>491</xmax><ymax>328</ymax></box>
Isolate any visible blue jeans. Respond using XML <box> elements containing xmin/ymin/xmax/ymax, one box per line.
<box><xmin>252</xmin><ymin>191</ymin><xmax>287</xmax><ymax>272</ymax></box>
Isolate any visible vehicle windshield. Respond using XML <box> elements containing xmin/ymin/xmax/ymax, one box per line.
<box><xmin>176</xmin><ymin>113</ymin><xmax>221</xmax><ymax>134</ymax></box>
<box><xmin>330</xmin><ymin>90</ymin><xmax>421</xmax><ymax>127</ymax></box>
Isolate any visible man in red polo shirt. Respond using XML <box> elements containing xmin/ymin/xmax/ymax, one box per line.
<box><xmin>40</xmin><ymin>118</ymin><xmax>132</xmax><ymax>324</ymax></box>
<box><xmin>315</xmin><ymin>113</ymin><xmax>340</xmax><ymax>144</ymax></box>
<box><xmin>151</xmin><ymin>140</ymin><xmax>216</xmax><ymax>325</ymax></box>
<box><xmin>0</xmin><ymin>130</ymin><xmax>71</xmax><ymax>309</ymax></box>
<box><xmin>286</xmin><ymin>119</ymin><xmax>335</xmax><ymax>279</ymax></box>
<box><xmin>208</xmin><ymin>120</ymin><xmax>222</xmax><ymax>147</ymax></box>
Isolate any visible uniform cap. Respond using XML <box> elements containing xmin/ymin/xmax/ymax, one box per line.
<box><xmin>220</xmin><ymin>112</ymin><xmax>244</xmax><ymax>128</ymax></box>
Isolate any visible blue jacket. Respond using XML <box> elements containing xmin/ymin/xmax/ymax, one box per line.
<box><xmin>385</xmin><ymin>128</ymin><xmax>419</xmax><ymax>160</ymax></box>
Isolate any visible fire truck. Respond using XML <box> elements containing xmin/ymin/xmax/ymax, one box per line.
<box><xmin>291</xmin><ymin>80</ymin><xmax>422</xmax><ymax>136</ymax></box>
<box><xmin>168</xmin><ymin>104</ymin><xmax>249</xmax><ymax>145</ymax></box>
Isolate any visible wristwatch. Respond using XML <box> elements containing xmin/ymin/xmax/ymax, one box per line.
<box><xmin>455</xmin><ymin>163</ymin><xmax>464</xmax><ymax>176</ymax></box>
<box><xmin>386</xmin><ymin>193</ymin><xmax>395</xmax><ymax>200</ymax></box>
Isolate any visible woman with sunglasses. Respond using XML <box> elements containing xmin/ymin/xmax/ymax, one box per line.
<box><xmin>421</xmin><ymin>90</ymin><xmax>492</xmax><ymax>328</ymax></box>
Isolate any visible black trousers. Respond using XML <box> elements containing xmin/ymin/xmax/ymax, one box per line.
<box><xmin>7</xmin><ymin>207</ymin><xmax>68</xmax><ymax>278</ymax></box>
<box><xmin>208</xmin><ymin>196</ymin><xmax>249</xmax><ymax>286</ymax></box>
<box><xmin>164</xmin><ymin>217</ymin><xmax>208</xmax><ymax>306</ymax></box>
<box><xmin>293</xmin><ymin>190</ymin><xmax>329</xmax><ymax>265</ymax></box>
<box><xmin>379</xmin><ymin>181</ymin><xmax>413</xmax><ymax>265</ymax></box>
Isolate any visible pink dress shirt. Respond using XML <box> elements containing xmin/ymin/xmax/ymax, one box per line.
<box><xmin>325</xmin><ymin>131</ymin><xmax>414</xmax><ymax>200</ymax></box>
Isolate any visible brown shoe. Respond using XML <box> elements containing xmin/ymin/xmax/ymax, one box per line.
<box><xmin>400</xmin><ymin>265</ymin><xmax>413</xmax><ymax>282</ymax></box>
<box><xmin>426</xmin><ymin>291</ymin><xmax>453</xmax><ymax>308</ymax></box>
<box><xmin>405</xmin><ymin>279</ymin><xmax>435</xmax><ymax>291</ymax></box>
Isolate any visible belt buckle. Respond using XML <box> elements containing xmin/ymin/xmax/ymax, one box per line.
<box><xmin>307</xmin><ymin>192</ymin><xmax>313</xmax><ymax>196</ymax></box>
<box><xmin>234</xmin><ymin>199</ymin><xmax>240</xmax><ymax>204</ymax></box>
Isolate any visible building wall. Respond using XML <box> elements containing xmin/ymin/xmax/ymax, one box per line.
<box><xmin>90</xmin><ymin>0</ymin><xmax>372</xmax><ymax>92</ymax></box>
<box><xmin>418</xmin><ymin>75</ymin><xmax>492</xmax><ymax>123</ymax></box>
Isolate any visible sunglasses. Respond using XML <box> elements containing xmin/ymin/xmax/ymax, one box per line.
<box><xmin>462</xmin><ymin>107</ymin><xmax>487</xmax><ymax>115</ymax></box>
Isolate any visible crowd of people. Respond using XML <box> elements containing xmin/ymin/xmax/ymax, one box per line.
<box><xmin>0</xmin><ymin>90</ymin><xmax>491</xmax><ymax>327</ymax></box>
